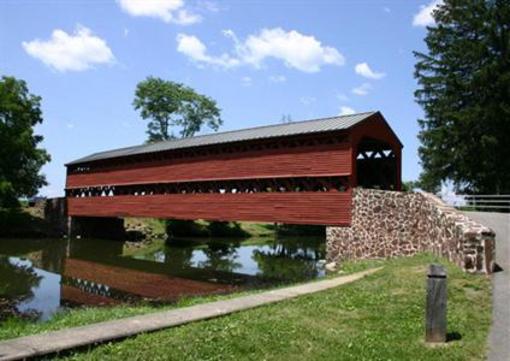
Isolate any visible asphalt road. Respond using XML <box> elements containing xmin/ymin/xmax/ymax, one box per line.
<box><xmin>464</xmin><ymin>211</ymin><xmax>510</xmax><ymax>361</ymax></box>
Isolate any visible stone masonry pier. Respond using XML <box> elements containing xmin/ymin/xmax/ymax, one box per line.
<box><xmin>326</xmin><ymin>188</ymin><xmax>495</xmax><ymax>273</ymax></box>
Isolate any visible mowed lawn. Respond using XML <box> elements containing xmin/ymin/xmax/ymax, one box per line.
<box><xmin>44</xmin><ymin>253</ymin><xmax>491</xmax><ymax>361</ymax></box>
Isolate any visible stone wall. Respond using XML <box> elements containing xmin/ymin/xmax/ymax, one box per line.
<box><xmin>326</xmin><ymin>188</ymin><xmax>495</xmax><ymax>273</ymax></box>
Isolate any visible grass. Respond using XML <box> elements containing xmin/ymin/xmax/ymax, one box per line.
<box><xmin>237</xmin><ymin>222</ymin><xmax>276</xmax><ymax>237</ymax></box>
<box><xmin>124</xmin><ymin>217</ymin><xmax>167</xmax><ymax>236</ymax></box>
<box><xmin>0</xmin><ymin>253</ymin><xmax>492</xmax><ymax>361</ymax></box>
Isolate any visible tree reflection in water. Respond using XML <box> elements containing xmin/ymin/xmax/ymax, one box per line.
<box><xmin>252</xmin><ymin>237</ymin><xmax>325</xmax><ymax>282</ymax></box>
<box><xmin>195</xmin><ymin>240</ymin><xmax>243</xmax><ymax>273</ymax></box>
<box><xmin>0</xmin><ymin>256</ymin><xmax>42</xmax><ymax>320</ymax></box>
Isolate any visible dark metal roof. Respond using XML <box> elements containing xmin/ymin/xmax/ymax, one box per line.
<box><xmin>67</xmin><ymin>111</ymin><xmax>378</xmax><ymax>165</ymax></box>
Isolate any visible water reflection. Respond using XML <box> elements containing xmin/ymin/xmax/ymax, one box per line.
<box><xmin>0</xmin><ymin>236</ymin><xmax>325</xmax><ymax>321</ymax></box>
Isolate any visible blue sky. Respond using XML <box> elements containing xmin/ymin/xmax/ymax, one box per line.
<box><xmin>0</xmin><ymin>0</ymin><xmax>440</xmax><ymax>197</ymax></box>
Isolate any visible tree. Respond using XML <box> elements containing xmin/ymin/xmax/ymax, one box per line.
<box><xmin>402</xmin><ymin>180</ymin><xmax>420</xmax><ymax>192</ymax></box>
<box><xmin>133</xmin><ymin>77</ymin><xmax>222</xmax><ymax>142</ymax></box>
<box><xmin>414</xmin><ymin>0</ymin><xmax>510</xmax><ymax>194</ymax></box>
<box><xmin>280</xmin><ymin>114</ymin><xmax>292</xmax><ymax>123</ymax></box>
<box><xmin>0</xmin><ymin>256</ymin><xmax>42</xmax><ymax>320</ymax></box>
<box><xmin>0</xmin><ymin>76</ymin><xmax>50</xmax><ymax>208</ymax></box>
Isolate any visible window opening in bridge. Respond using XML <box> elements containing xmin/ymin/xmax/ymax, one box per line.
<box><xmin>66</xmin><ymin>176</ymin><xmax>349</xmax><ymax>198</ymax></box>
<box><xmin>356</xmin><ymin>137</ymin><xmax>398</xmax><ymax>190</ymax></box>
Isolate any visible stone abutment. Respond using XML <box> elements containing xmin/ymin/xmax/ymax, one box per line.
<box><xmin>326</xmin><ymin>188</ymin><xmax>495</xmax><ymax>273</ymax></box>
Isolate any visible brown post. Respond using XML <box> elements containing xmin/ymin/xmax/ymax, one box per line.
<box><xmin>426</xmin><ymin>264</ymin><xmax>447</xmax><ymax>343</ymax></box>
<box><xmin>395</xmin><ymin>146</ymin><xmax>402</xmax><ymax>191</ymax></box>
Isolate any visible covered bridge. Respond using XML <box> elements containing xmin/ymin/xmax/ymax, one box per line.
<box><xmin>66</xmin><ymin>111</ymin><xmax>402</xmax><ymax>226</ymax></box>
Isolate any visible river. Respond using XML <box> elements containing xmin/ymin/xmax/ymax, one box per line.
<box><xmin>0</xmin><ymin>236</ymin><xmax>326</xmax><ymax>321</ymax></box>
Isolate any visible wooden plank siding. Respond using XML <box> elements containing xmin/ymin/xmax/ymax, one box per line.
<box><xmin>65</xmin><ymin>113</ymin><xmax>404</xmax><ymax>225</ymax></box>
<box><xmin>67</xmin><ymin>192</ymin><xmax>352</xmax><ymax>226</ymax></box>
<box><xmin>66</xmin><ymin>142</ymin><xmax>352</xmax><ymax>188</ymax></box>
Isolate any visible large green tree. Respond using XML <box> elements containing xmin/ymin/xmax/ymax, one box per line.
<box><xmin>133</xmin><ymin>77</ymin><xmax>222</xmax><ymax>142</ymax></box>
<box><xmin>414</xmin><ymin>0</ymin><xmax>510</xmax><ymax>193</ymax></box>
<box><xmin>0</xmin><ymin>76</ymin><xmax>50</xmax><ymax>208</ymax></box>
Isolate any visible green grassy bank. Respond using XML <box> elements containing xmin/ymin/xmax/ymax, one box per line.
<box><xmin>0</xmin><ymin>253</ymin><xmax>491</xmax><ymax>360</ymax></box>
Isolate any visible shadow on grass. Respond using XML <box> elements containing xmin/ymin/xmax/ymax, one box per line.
<box><xmin>446</xmin><ymin>332</ymin><xmax>462</xmax><ymax>342</ymax></box>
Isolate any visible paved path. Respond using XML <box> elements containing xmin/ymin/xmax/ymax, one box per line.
<box><xmin>464</xmin><ymin>211</ymin><xmax>510</xmax><ymax>361</ymax></box>
<box><xmin>0</xmin><ymin>268</ymin><xmax>381</xmax><ymax>361</ymax></box>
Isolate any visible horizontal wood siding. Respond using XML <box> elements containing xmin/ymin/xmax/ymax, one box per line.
<box><xmin>67</xmin><ymin>191</ymin><xmax>352</xmax><ymax>226</ymax></box>
<box><xmin>66</xmin><ymin>143</ymin><xmax>351</xmax><ymax>188</ymax></box>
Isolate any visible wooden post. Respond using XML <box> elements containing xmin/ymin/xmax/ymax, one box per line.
<box><xmin>426</xmin><ymin>264</ymin><xmax>447</xmax><ymax>343</ymax></box>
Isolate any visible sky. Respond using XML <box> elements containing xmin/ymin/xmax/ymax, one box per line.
<box><xmin>0</xmin><ymin>0</ymin><xmax>442</xmax><ymax>197</ymax></box>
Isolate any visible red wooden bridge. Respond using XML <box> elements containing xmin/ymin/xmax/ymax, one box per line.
<box><xmin>65</xmin><ymin>111</ymin><xmax>402</xmax><ymax>226</ymax></box>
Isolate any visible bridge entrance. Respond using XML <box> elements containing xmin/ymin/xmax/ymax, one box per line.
<box><xmin>356</xmin><ymin>137</ymin><xmax>399</xmax><ymax>190</ymax></box>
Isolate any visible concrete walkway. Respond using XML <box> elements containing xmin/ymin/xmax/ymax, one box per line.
<box><xmin>0</xmin><ymin>268</ymin><xmax>381</xmax><ymax>361</ymax></box>
<box><xmin>464</xmin><ymin>211</ymin><xmax>510</xmax><ymax>361</ymax></box>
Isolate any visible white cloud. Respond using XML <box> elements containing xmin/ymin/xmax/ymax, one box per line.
<box><xmin>117</xmin><ymin>0</ymin><xmax>201</xmax><ymax>25</ymax></box>
<box><xmin>241</xmin><ymin>76</ymin><xmax>252</xmax><ymax>87</ymax></box>
<box><xmin>383</xmin><ymin>7</ymin><xmax>391</xmax><ymax>13</ymax></box>
<box><xmin>22</xmin><ymin>25</ymin><xmax>114</xmax><ymax>72</ymax></box>
<box><xmin>355</xmin><ymin>62</ymin><xmax>385</xmax><ymax>79</ymax></box>
<box><xmin>269</xmin><ymin>74</ymin><xmax>286</xmax><ymax>83</ymax></box>
<box><xmin>300</xmin><ymin>96</ymin><xmax>316</xmax><ymax>106</ymax></box>
<box><xmin>198</xmin><ymin>0</ymin><xmax>220</xmax><ymax>13</ymax></box>
<box><xmin>176</xmin><ymin>28</ymin><xmax>345</xmax><ymax>72</ymax></box>
<box><xmin>336</xmin><ymin>93</ymin><xmax>349</xmax><ymax>102</ymax></box>
<box><xmin>413</xmin><ymin>0</ymin><xmax>443</xmax><ymax>27</ymax></box>
<box><xmin>240</xmin><ymin>28</ymin><xmax>344</xmax><ymax>72</ymax></box>
<box><xmin>339</xmin><ymin>106</ymin><xmax>355</xmax><ymax>116</ymax></box>
<box><xmin>352</xmin><ymin>83</ymin><xmax>372</xmax><ymax>96</ymax></box>
<box><xmin>176</xmin><ymin>33</ymin><xmax>240</xmax><ymax>68</ymax></box>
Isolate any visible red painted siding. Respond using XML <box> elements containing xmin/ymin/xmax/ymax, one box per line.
<box><xmin>67</xmin><ymin>191</ymin><xmax>352</xmax><ymax>226</ymax></box>
<box><xmin>64</xmin><ymin>114</ymin><xmax>404</xmax><ymax>225</ymax></box>
<box><xmin>66</xmin><ymin>142</ymin><xmax>351</xmax><ymax>188</ymax></box>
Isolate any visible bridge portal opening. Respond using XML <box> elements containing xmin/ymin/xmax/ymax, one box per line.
<box><xmin>356</xmin><ymin>137</ymin><xmax>399</xmax><ymax>190</ymax></box>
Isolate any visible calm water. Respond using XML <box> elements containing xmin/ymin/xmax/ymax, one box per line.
<box><xmin>0</xmin><ymin>236</ymin><xmax>325</xmax><ymax>321</ymax></box>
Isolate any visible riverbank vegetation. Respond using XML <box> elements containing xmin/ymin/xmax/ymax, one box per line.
<box><xmin>0</xmin><ymin>254</ymin><xmax>491</xmax><ymax>360</ymax></box>
<box><xmin>165</xmin><ymin>220</ymin><xmax>324</xmax><ymax>239</ymax></box>
<box><xmin>123</xmin><ymin>218</ymin><xmax>324</xmax><ymax>256</ymax></box>
<box><xmin>0</xmin><ymin>207</ymin><xmax>54</xmax><ymax>238</ymax></box>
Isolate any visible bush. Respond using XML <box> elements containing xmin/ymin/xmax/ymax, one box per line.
<box><xmin>166</xmin><ymin>220</ymin><xmax>250</xmax><ymax>239</ymax></box>
<box><xmin>166</xmin><ymin>220</ymin><xmax>209</xmax><ymax>238</ymax></box>
<box><xmin>0</xmin><ymin>208</ymin><xmax>51</xmax><ymax>238</ymax></box>
<box><xmin>207</xmin><ymin>221</ymin><xmax>249</xmax><ymax>238</ymax></box>
<box><xmin>275</xmin><ymin>224</ymin><xmax>325</xmax><ymax>237</ymax></box>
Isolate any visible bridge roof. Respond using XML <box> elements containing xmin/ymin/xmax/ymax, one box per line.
<box><xmin>67</xmin><ymin>111</ymin><xmax>379</xmax><ymax>165</ymax></box>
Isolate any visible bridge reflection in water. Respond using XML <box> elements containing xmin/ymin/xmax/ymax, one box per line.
<box><xmin>0</xmin><ymin>236</ymin><xmax>325</xmax><ymax>320</ymax></box>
